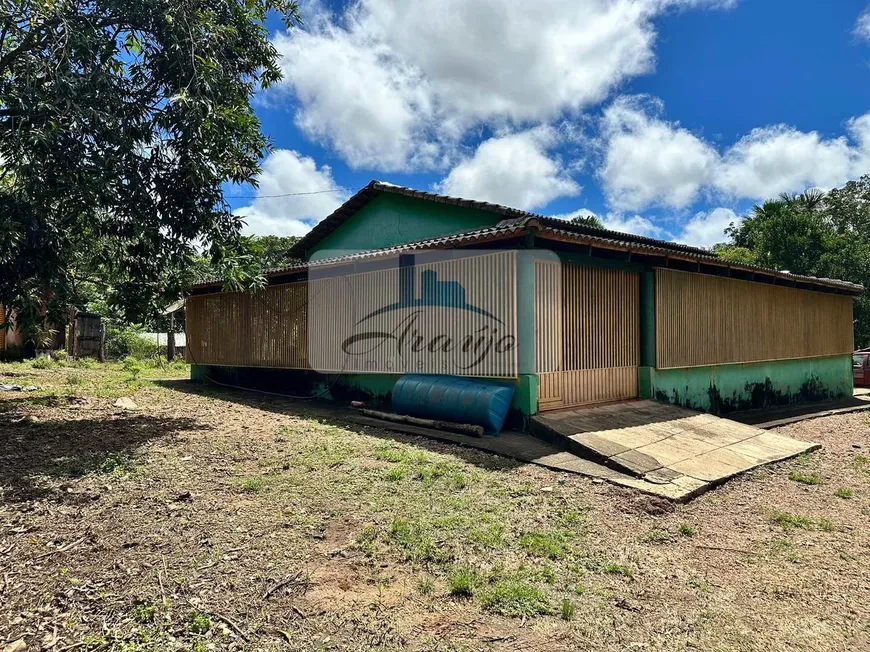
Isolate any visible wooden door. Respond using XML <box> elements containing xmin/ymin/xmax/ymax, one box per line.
<box><xmin>536</xmin><ymin>262</ymin><xmax>640</xmax><ymax>411</ymax></box>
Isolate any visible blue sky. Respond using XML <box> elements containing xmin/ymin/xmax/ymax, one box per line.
<box><xmin>227</xmin><ymin>0</ymin><xmax>870</xmax><ymax>247</ymax></box>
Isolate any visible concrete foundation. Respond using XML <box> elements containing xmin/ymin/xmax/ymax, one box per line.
<box><xmin>641</xmin><ymin>354</ymin><xmax>854</xmax><ymax>415</ymax></box>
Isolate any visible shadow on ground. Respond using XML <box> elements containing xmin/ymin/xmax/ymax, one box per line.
<box><xmin>0</xmin><ymin>407</ymin><xmax>205</xmax><ymax>503</ymax></box>
<box><xmin>729</xmin><ymin>394</ymin><xmax>870</xmax><ymax>425</ymax></box>
<box><xmin>155</xmin><ymin>379</ymin><xmax>526</xmax><ymax>473</ymax></box>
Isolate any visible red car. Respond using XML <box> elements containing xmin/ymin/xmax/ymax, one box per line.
<box><xmin>855</xmin><ymin>351</ymin><xmax>870</xmax><ymax>387</ymax></box>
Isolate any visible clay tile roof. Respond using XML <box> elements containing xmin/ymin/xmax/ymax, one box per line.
<box><xmin>289</xmin><ymin>180</ymin><xmax>714</xmax><ymax>259</ymax></box>
<box><xmin>190</xmin><ymin>182</ymin><xmax>863</xmax><ymax>295</ymax></box>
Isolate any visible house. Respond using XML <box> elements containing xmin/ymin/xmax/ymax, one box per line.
<box><xmin>185</xmin><ymin>181</ymin><xmax>862</xmax><ymax>423</ymax></box>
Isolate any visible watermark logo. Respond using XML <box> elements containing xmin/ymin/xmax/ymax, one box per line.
<box><xmin>307</xmin><ymin>250</ymin><xmax>519</xmax><ymax>376</ymax></box>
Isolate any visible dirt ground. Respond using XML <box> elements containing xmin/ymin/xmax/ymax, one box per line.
<box><xmin>1</xmin><ymin>361</ymin><xmax>869</xmax><ymax>652</ymax></box>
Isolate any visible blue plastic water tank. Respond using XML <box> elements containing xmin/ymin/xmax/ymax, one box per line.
<box><xmin>392</xmin><ymin>374</ymin><xmax>515</xmax><ymax>435</ymax></box>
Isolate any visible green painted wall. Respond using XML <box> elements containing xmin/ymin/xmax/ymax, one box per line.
<box><xmin>308</xmin><ymin>194</ymin><xmax>502</xmax><ymax>260</ymax></box>
<box><xmin>647</xmin><ymin>354</ymin><xmax>854</xmax><ymax>414</ymax></box>
<box><xmin>191</xmin><ymin>365</ymin><xmax>539</xmax><ymax>422</ymax></box>
<box><xmin>640</xmin><ymin>271</ymin><xmax>656</xmax><ymax>368</ymax></box>
<box><xmin>517</xmin><ymin>251</ymin><xmax>537</xmax><ymax>375</ymax></box>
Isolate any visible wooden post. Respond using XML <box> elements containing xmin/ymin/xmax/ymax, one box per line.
<box><xmin>167</xmin><ymin>312</ymin><xmax>176</xmax><ymax>362</ymax></box>
<box><xmin>71</xmin><ymin>311</ymin><xmax>79</xmax><ymax>359</ymax></box>
<box><xmin>98</xmin><ymin>324</ymin><xmax>105</xmax><ymax>363</ymax></box>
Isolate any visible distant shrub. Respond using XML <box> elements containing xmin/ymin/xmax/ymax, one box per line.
<box><xmin>29</xmin><ymin>356</ymin><xmax>57</xmax><ymax>370</ymax></box>
<box><xmin>104</xmin><ymin>326</ymin><xmax>158</xmax><ymax>360</ymax></box>
<box><xmin>127</xmin><ymin>333</ymin><xmax>158</xmax><ymax>359</ymax></box>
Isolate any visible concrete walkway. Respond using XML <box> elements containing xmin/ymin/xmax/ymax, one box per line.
<box><xmin>347</xmin><ymin>413</ymin><xmax>710</xmax><ymax>501</ymax></box>
<box><xmin>531</xmin><ymin>400</ymin><xmax>818</xmax><ymax>493</ymax></box>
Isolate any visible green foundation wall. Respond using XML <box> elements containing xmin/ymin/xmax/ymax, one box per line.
<box><xmin>646</xmin><ymin>354</ymin><xmax>854</xmax><ymax>414</ymax></box>
<box><xmin>308</xmin><ymin>194</ymin><xmax>502</xmax><ymax>260</ymax></box>
<box><xmin>191</xmin><ymin>365</ymin><xmax>539</xmax><ymax>424</ymax></box>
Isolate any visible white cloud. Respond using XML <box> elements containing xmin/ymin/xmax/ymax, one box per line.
<box><xmin>601</xmin><ymin>214</ymin><xmax>663</xmax><ymax>238</ymax></box>
<box><xmin>272</xmin><ymin>29</ymin><xmax>438</xmax><ymax>171</ymax></box>
<box><xmin>271</xmin><ymin>0</ymin><xmax>736</xmax><ymax>170</ymax></box>
<box><xmin>550</xmin><ymin>207</ymin><xmax>663</xmax><ymax>238</ymax></box>
<box><xmin>600</xmin><ymin>96</ymin><xmax>718</xmax><ymax>211</ymax></box>
<box><xmin>855</xmin><ymin>5</ymin><xmax>870</xmax><ymax>43</ymax></box>
<box><xmin>675</xmin><ymin>207</ymin><xmax>740</xmax><ymax>248</ymax></box>
<box><xmin>233</xmin><ymin>149</ymin><xmax>348</xmax><ymax>236</ymax></box>
<box><xmin>599</xmin><ymin>97</ymin><xmax>870</xmax><ymax>211</ymax></box>
<box><xmin>717</xmin><ymin>127</ymin><xmax>853</xmax><ymax>199</ymax></box>
<box><xmin>437</xmin><ymin>127</ymin><xmax>580</xmax><ymax>210</ymax></box>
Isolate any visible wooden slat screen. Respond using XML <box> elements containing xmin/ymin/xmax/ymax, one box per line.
<box><xmin>535</xmin><ymin>261</ymin><xmax>562</xmax><ymax>374</ymax></box>
<box><xmin>535</xmin><ymin>262</ymin><xmax>640</xmax><ymax>410</ymax></box>
<box><xmin>656</xmin><ymin>268</ymin><xmax>855</xmax><ymax>369</ymax></box>
<box><xmin>186</xmin><ymin>281</ymin><xmax>311</xmax><ymax>369</ymax></box>
<box><xmin>186</xmin><ymin>252</ymin><xmax>518</xmax><ymax>377</ymax></box>
<box><xmin>535</xmin><ymin>261</ymin><xmax>563</xmax><ymax>409</ymax></box>
<box><xmin>562</xmin><ymin>264</ymin><xmax>640</xmax><ymax>371</ymax></box>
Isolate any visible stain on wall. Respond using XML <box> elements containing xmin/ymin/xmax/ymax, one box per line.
<box><xmin>647</xmin><ymin>354</ymin><xmax>853</xmax><ymax>414</ymax></box>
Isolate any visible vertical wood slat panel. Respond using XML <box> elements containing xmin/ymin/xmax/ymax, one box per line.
<box><xmin>536</xmin><ymin>263</ymin><xmax>640</xmax><ymax>410</ymax></box>
<box><xmin>656</xmin><ymin>268</ymin><xmax>855</xmax><ymax>369</ymax></box>
<box><xmin>185</xmin><ymin>252</ymin><xmax>517</xmax><ymax>377</ymax></box>
<box><xmin>561</xmin><ymin>264</ymin><xmax>640</xmax><ymax>371</ymax></box>
<box><xmin>535</xmin><ymin>260</ymin><xmax>563</xmax><ymax>407</ymax></box>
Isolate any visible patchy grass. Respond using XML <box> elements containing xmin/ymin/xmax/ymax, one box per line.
<box><xmin>771</xmin><ymin>511</ymin><xmax>836</xmax><ymax>532</ymax></box>
<box><xmin>518</xmin><ymin>530</ymin><xmax>574</xmax><ymax>559</ymax></box>
<box><xmin>131</xmin><ymin>602</ymin><xmax>158</xmax><ymax>624</ymax></box>
<box><xmin>771</xmin><ymin>511</ymin><xmax>814</xmax><ymax>530</ymax></box>
<box><xmin>98</xmin><ymin>452</ymin><xmax>136</xmax><ymax>477</ymax></box>
<box><xmin>601</xmin><ymin>562</ymin><xmax>634</xmax><ymax>578</ymax></box>
<box><xmin>1</xmin><ymin>360</ymin><xmax>866</xmax><ymax>651</ymax></box>
<box><xmin>447</xmin><ymin>566</ymin><xmax>479</xmax><ymax>597</ymax></box>
<box><xmin>854</xmin><ymin>454</ymin><xmax>870</xmax><ymax>479</ymax></box>
<box><xmin>677</xmin><ymin>523</ymin><xmax>696</xmax><ymax>537</ymax></box>
<box><xmin>384</xmin><ymin>466</ymin><xmax>406</xmax><ymax>481</ymax></box>
<box><xmin>835</xmin><ymin>487</ymin><xmax>854</xmax><ymax>499</ymax></box>
<box><xmin>789</xmin><ymin>471</ymin><xmax>821</xmax><ymax>485</ymax></box>
<box><xmin>479</xmin><ymin>578</ymin><xmax>552</xmax><ymax>617</ymax></box>
<box><xmin>240</xmin><ymin>477</ymin><xmax>264</xmax><ymax>493</ymax></box>
<box><xmin>468</xmin><ymin>521</ymin><xmax>508</xmax><ymax>548</ymax></box>
<box><xmin>388</xmin><ymin>517</ymin><xmax>442</xmax><ymax>564</ymax></box>
<box><xmin>416</xmin><ymin>577</ymin><xmax>435</xmax><ymax>595</ymax></box>
<box><xmin>644</xmin><ymin>528</ymin><xmax>675</xmax><ymax>544</ymax></box>
<box><xmin>188</xmin><ymin>610</ymin><xmax>211</xmax><ymax>635</ymax></box>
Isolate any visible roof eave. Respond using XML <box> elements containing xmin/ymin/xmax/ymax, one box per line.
<box><xmin>535</xmin><ymin>227</ymin><xmax>864</xmax><ymax>295</ymax></box>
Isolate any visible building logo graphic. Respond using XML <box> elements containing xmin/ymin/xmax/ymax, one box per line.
<box><xmin>328</xmin><ymin>257</ymin><xmax>516</xmax><ymax>374</ymax></box>
<box><xmin>357</xmin><ymin>268</ymin><xmax>503</xmax><ymax>325</ymax></box>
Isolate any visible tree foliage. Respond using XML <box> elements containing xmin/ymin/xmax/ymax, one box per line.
<box><xmin>571</xmin><ymin>213</ymin><xmax>605</xmax><ymax>229</ymax></box>
<box><xmin>716</xmin><ymin>181</ymin><xmax>870</xmax><ymax>348</ymax></box>
<box><xmin>0</xmin><ymin>0</ymin><xmax>301</xmax><ymax>337</ymax></box>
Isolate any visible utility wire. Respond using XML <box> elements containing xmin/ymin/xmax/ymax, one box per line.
<box><xmin>229</xmin><ymin>188</ymin><xmax>345</xmax><ymax>200</ymax></box>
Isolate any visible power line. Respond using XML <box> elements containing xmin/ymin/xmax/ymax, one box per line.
<box><xmin>229</xmin><ymin>188</ymin><xmax>345</xmax><ymax>200</ymax></box>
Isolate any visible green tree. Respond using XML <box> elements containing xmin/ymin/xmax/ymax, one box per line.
<box><xmin>571</xmin><ymin>213</ymin><xmax>605</xmax><ymax>229</ymax></box>
<box><xmin>711</xmin><ymin>244</ymin><xmax>758</xmax><ymax>265</ymax></box>
<box><xmin>248</xmin><ymin>235</ymin><xmax>301</xmax><ymax>269</ymax></box>
<box><xmin>0</xmin><ymin>0</ymin><xmax>301</xmax><ymax>336</ymax></box>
